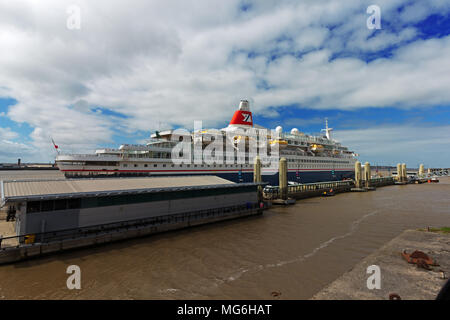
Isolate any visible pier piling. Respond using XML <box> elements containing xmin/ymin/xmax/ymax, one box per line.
<box><xmin>351</xmin><ymin>161</ymin><xmax>366</xmax><ymax>192</ymax></box>
<box><xmin>355</xmin><ymin>161</ymin><xmax>362</xmax><ymax>188</ymax></box>
<box><xmin>254</xmin><ymin>156</ymin><xmax>262</xmax><ymax>202</ymax></box>
<box><xmin>419</xmin><ymin>164</ymin><xmax>424</xmax><ymax>177</ymax></box>
<box><xmin>364</xmin><ymin>162</ymin><xmax>376</xmax><ymax>190</ymax></box>
<box><xmin>279</xmin><ymin>157</ymin><xmax>288</xmax><ymax>200</ymax></box>
<box><xmin>364</xmin><ymin>162</ymin><xmax>371</xmax><ymax>188</ymax></box>
<box><xmin>395</xmin><ymin>163</ymin><xmax>409</xmax><ymax>184</ymax></box>
<box><xmin>253</xmin><ymin>156</ymin><xmax>262</xmax><ymax>183</ymax></box>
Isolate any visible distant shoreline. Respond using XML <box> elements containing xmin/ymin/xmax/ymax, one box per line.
<box><xmin>0</xmin><ymin>167</ymin><xmax>58</xmax><ymax>171</ymax></box>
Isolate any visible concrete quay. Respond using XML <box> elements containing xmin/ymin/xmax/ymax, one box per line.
<box><xmin>312</xmin><ymin>230</ymin><xmax>450</xmax><ymax>300</ymax></box>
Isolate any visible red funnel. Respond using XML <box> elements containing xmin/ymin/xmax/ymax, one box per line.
<box><xmin>229</xmin><ymin>110</ymin><xmax>253</xmax><ymax>127</ymax></box>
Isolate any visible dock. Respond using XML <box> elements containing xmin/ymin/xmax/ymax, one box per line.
<box><xmin>260</xmin><ymin>158</ymin><xmax>438</xmax><ymax>204</ymax></box>
<box><xmin>0</xmin><ymin>176</ymin><xmax>267</xmax><ymax>264</ymax></box>
<box><xmin>263</xmin><ymin>177</ymin><xmax>394</xmax><ymax>202</ymax></box>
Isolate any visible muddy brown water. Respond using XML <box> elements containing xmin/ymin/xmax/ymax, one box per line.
<box><xmin>0</xmin><ymin>172</ymin><xmax>449</xmax><ymax>299</ymax></box>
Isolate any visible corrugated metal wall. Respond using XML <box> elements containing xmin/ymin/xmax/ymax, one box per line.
<box><xmin>21</xmin><ymin>191</ymin><xmax>257</xmax><ymax>234</ymax></box>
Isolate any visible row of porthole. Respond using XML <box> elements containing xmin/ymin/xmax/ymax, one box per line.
<box><xmin>287</xmin><ymin>158</ymin><xmax>350</xmax><ymax>164</ymax></box>
<box><xmin>119</xmin><ymin>163</ymin><xmax>351</xmax><ymax>170</ymax></box>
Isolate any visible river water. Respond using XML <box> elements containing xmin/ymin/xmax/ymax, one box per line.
<box><xmin>0</xmin><ymin>173</ymin><xmax>449</xmax><ymax>299</ymax></box>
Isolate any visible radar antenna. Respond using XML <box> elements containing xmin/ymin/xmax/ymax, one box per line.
<box><xmin>321</xmin><ymin>118</ymin><xmax>333</xmax><ymax>140</ymax></box>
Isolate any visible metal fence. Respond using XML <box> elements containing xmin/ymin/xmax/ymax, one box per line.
<box><xmin>263</xmin><ymin>177</ymin><xmax>395</xmax><ymax>200</ymax></box>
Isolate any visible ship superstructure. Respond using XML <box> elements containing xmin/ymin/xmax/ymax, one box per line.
<box><xmin>56</xmin><ymin>100</ymin><xmax>357</xmax><ymax>184</ymax></box>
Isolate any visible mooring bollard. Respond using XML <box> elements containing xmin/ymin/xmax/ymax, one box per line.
<box><xmin>355</xmin><ymin>161</ymin><xmax>362</xmax><ymax>188</ymax></box>
<box><xmin>364</xmin><ymin>162</ymin><xmax>371</xmax><ymax>188</ymax></box>
<box><xmin>279</xmin><ymin>157</ymin><xmax>287</xmax><ymax>200</ymax></box>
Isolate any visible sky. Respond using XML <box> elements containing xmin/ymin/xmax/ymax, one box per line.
<box><xmin>0</xmin><ymin>0</ymin><xmax>449</xmax><ymax>167</ymax></box>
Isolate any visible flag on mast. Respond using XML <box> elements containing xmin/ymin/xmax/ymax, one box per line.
<box><xmin>51</xmin><ymin>138</ymin><xmax>59</xmax><ymax>153</ymax></box>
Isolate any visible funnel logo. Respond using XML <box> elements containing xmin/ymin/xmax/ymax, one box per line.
<box><xmin>230</xmin><ymin>110</ymin><xmax>253</xmax><ymax>126</ymax></box>
<box><xmin>242</xmin><ymin>113</ymin><xmax>252</xmax><ymax>123</ymax></box>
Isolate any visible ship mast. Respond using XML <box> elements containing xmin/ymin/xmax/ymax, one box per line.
<box><xmin>322</xmin><ymin>118</ymin><xmax>333</xmax><ymax>140</ymax></box>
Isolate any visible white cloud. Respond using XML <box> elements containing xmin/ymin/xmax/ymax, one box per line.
<box><xmin>334</xmin><ymin>125</ymin><xmax>450</xmax><ymax>168</ymax></box>
<box><xmin>0</xmin><ymin>0</ymin><xmax>449</xmax><ymax>162</ymax></box>
<box><xmin>0</xmin><ymin>126</ymin><xmax>36</xmax><ymax>162</ymax></box>
<box><xmin>0</xmin><ymin>127</ymin><xmax>19</xmax><ymax>140</ymax></box>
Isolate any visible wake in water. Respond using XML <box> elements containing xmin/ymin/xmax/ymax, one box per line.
<box><xmin>222</xmin><ymin>209</ymin><xmax>380</xmax><ymax>283</ymax></box>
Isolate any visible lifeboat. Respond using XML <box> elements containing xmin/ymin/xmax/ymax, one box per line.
<box><xmin>311</xmin><ymin>144</ymin><xmax>324</xmax><ymax>152</ymax></box>
<box><xmin>269</xmin><ymin>139</ymin><xmax>288</xmax><ymax>149</ymax></box>
<box><xmin>233</xmin><ymin>135</ymin><xmax>255</xmax><ymax>143</ymax></box>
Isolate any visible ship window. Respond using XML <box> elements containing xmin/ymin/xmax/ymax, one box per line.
<box><xmin>134</xmin><ymin>164</ymin><xmax>138</xmax><ymax>167</ymax></box>
<box><xmin>154</xmin><ymin>164</ymin><xmax>157</xmax><ymax>167</ymax></box>
<box><xmin>144</xmin><ymin>164</ymin><xmax>148</xmax><ymax>167</ymax></box>
<box><xmin>123</xmin><ymin>164</ymin><xmax>128</xmax><ymax>167</ymax></box>
<box><xmin>171</xmin><ymin>164</ymin><xmax>175</xmax><ymax>167</ymax></box>
<box><xmin>163</xmin><ymin>164</ymin><xmax>166</xmax><ymax>167</ymax></box>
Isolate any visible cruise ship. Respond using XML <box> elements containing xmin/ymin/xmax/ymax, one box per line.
<box><xmin>55</xmin><ymin>100</ymin><xmax>357</xmax><ymax>185</ymax></box>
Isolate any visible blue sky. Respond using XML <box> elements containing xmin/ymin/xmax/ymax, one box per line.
<box><xmin>0</xmin><ymin>0</ymin><xmax>449</xmax><ymax>167</ymax></box>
